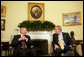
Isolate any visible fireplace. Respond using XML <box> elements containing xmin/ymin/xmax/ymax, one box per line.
<box><xmin>32</xmin><ymin>39</ymin><xmax>48</xmax><ymax>55</ymax></box>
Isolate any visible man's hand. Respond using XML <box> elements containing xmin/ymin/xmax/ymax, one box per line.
<box><xmin>22</xmin><ymin>36</ymin><xmax>27</xmax><ymax>40</ymax></box>
<box><xmin>18</xmin><ymin>37</ymin><xmax>23</xmax><ymax>41</ymax></box>
<box><xmin>30</xmin><ymin>45</ymin><xmax>34</xmax><ymax>48</ymax></box>
<box><xmin>54</xmin><ymin>45</ymin><xmax>60</xmax><ymax>50</ymax></box>
<box><xmin>69</xmin><ymin>45</ymin><xmax>72</xmax><ymax>48</ymax></box>
<box><xmin>18</xmin><ymin>36</ymin><xmax>27</xmax><ymax>41</ymax></box>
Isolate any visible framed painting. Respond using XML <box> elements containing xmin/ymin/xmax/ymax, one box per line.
<box><xmin>1</xmin><ymin>19</ymin><xmax>5</xmax><ymax>31</ymax></box>
<box><xmin>62</xmin><ymin>12</ymin><xmax>81</xmax><ymax>26</ymax></box>
<box><xmin>28</xmin><ymin>2</ymin><xmax>44</xmax><ymax>21</ymax></box>
<box><xmin>1</xmin><ymin>5</ymin><xmax>6</xmax><ymax>17</ymax></box>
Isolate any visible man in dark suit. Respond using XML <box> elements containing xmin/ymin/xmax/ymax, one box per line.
<box><xmin>52</xmin><ymin>25</ymin><xmax>73</xmax><ymax>56</ymax></box>
<box><xmin>11</xmin><ymin>27</ymin><xmax>36</xmax><ymax>56</ymax></box>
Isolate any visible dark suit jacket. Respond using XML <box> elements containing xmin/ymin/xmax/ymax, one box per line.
<box><xmin>52</xmin><ymin>32</ymin><xmax>73</xmax><ymax>48</ymax></box>
<box><xmin>11</xmin><ymin>35</ymin><xmax>33</xmax><ymax>49</ymax></box>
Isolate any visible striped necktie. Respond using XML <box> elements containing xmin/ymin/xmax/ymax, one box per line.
<box><xmin>22</xmin><ymin>40</ymin><xmax>26</xmax><ymax>49</ymax></box>
<box><xmin>58</xmin><ymin>34</ymin><xmax>64</xmax><ymax>50</ymax></box>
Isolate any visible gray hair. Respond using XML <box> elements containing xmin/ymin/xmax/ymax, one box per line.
<box><xmin>55</xmin><ymin>25</ymin><xmax>62</xmax><ymax>31</ymax></box>
<box><xmin>20</xmin><ymin>27</ymin><xmax>27</xmax><ymax>33</ymax></box>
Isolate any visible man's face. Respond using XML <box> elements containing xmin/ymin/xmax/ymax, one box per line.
<box><xmin>55</xmin><ymin>27</ymin><xmax>61</xmax><ymax>34</ymax></box>
<box><xmin>20</xmin><ymin>28</ymin><xmax>27</xmax><ymax>35</ymax></box>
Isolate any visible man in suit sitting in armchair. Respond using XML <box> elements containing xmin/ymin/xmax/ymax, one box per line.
<box><xmin>11</xmin><ymin>27</ymin><xmax>37</xmax><ymax>56</ymax></box>
<box><xmin>52</xmin><ymin>25</ymin><xmax>73</xmax><ymax>56</ymax></box>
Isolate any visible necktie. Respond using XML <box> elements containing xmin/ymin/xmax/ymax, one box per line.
<box><xmin>58</xmin><ymin>34</ymin><xmax>64</xmax><ymax>50</ymax></box>
<box><xmin>22</xmin><ymin>40</ymin><xmax>26</xmax><ymax>49</ymax></box>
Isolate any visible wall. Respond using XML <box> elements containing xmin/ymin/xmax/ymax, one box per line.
<box><xmin>1</xmin><ymin>1</ymin><xmax>83</xmax><ymax>42</ymax></box>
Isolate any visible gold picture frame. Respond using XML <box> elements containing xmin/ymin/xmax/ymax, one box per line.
<box><xmin>1</xmin><ymin>5</ymin><xmax>6</xmax><ymax>17</ymax></box>
<box><xmin>28</xmin><ymin>2</ymin><xmax>44</xmax><ymax>21</ymax></box>
<box><xmin>62</xmin><ymin>12</ymin><xmax>81</xmax><ymax>26</ymax></box>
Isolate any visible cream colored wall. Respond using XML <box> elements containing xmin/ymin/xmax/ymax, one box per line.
<box><xmin>1</xmin><ymin>1</ymin><xmax>83</xmax><ymax>42</ymax></box>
